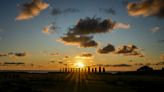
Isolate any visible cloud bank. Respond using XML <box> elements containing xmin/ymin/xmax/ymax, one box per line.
<box><xmin>59</xmin><ymin>17</ymin><xmax>130</xmax><ymax>48</ymax></box>
<box><xmin>97</xmin><ymin>44</ymin><xmax>144</xmax><ymax>57</ymax></box>
<box><xmin>115</xmin><ymin>45</ymin><xmax>144</xmax><ymax>57</ymax></box>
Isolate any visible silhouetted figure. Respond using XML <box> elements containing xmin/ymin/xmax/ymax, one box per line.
<box><xmin>65</xmin><ymin>68</ymin><xmax>67</xmax><ymax>72</ymax></box>
<box><xmin>78</xmin><ymin>68</ymin><xmax>80</xmax><ymax>72</ymax></box>
<box><xmin>88</xmin><ymin>66</ymin><xmax>90</xmax><ymax>73</ymax></box>
<box><xmin>103</xmin><ymin>67</ymin><xmax>105</xmax><ymax>73</ymax></box>
<box><xmin>95</xmin><ymin>68</ymin><xmax>97</xmax><ymax>73</ymax></box>
<box><xmin>92</xmin><ymin>68</ymin><xmax>94</xmax><ymax>73</ymax></box>
<box><xmin>76</xmin><ymin>68</ymin><xmax>78</xmax><ymax>72</ymax></box>
<box><xmin>162</xmin><ymin>68</ymin><xmax>164</xmax><ymax>71</ymax></box>
<box><xmin>84</xmin><ymin>68</ymin><xmax>87</xmax><ymax>73</ymax></box>
<box><xmin>73</xmin><ymin>68</ymin><xmax>75</xmax><ymax>72</ymax></box>
<box><xmin>137</xmin><ymin>66</ymin><xmax>153</xmax><ymax>72</ymax></box>
<box><xmin>99</xmin><ymin>67</ymin><xmax>102</xmax><ymax>73</ymax></box>
<box><xmin>67</xmin><ymin>68</ymin><xmax>69</xmax><ymax>72</ymax></box>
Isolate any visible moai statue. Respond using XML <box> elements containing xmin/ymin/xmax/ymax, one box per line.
<box><xmin>95</xmin><ymin>68</ymin><xmax>97</xmax><ymax>73</ymax></box>
<box><xmin>76</xmin><ymin>68</ymin><xmax>78</xmax><ymax>72</ymax></box>
<box><xmin>65</xmin><ymin>68</ymin><xmax>67</xmax><ymax>72</ymax></box>
<box><xmin>103</xmin><ymin>67</ymin><xmax>105</xmax><ymax>73</ymax></box>
<box><xmin>78</xmin><ymin>68</ymin><xmax>80</xmax><ymax>72</ymax></box>
<box><xmin>71</xmin><ymin>68</ymin><xmax>72</xmax><ymax>72</ymax></box>
<box><xmin>92</xmin><ymin>68</ymin><xmax>94</xmax><ymax>73</ymax></box>
<box><xmin>99</xmin><ymin>67</ymin><xmax>102</xmax><ymax>73</ymax></box>
<box><xmin>73</xmin><ymin>68</ymin><xmax>75</xmax><ymax>72</ymax></box>
<box><xmin>88</xmin><ymin>66</ymin><xmax>90</xmax><ymax>73</ymax></box>
<box><xmin>84</xmin><ymin>68</ymin><xmax>87</xmax><ymax>73</ymax></box>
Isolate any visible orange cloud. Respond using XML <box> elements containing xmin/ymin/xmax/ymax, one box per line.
<box><xmin>127</xmin><ymin>0</ymin><xmax>164</xmax><ymax>18</ymax></box>
<box><xmin>42</xmin><ymin>24</ymin><xmax>57</xmax><ymax>34</ymax></box>
<box><xmin>58</xmin><ymin>35</ymin><xmax>98</xmax><ymax>48</ymax></box>
<box><xmin>115</xmin><ymin>44</ymin><xmax>144</xmax><ymax>57</ymax></box>
<box><xmin>16</xmin><ymin>0</ymin><xmax>49</xmax><ymax>20</ymax></box>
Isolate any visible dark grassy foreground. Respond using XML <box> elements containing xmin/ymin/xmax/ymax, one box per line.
<box><xmin>0</xmin><ymin>71</ymin><xmax>164</xmax><ymax>92</ymax></box>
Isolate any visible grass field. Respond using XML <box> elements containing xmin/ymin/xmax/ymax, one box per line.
<box><xmin>0</xmin><ymin>72</ymin><xmax>164</xmax><ymax>92</ymax></box>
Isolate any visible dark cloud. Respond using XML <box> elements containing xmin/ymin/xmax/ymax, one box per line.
<box><xmin>127</xmin><ymin>0</ymin><xmax>164</xmax><ymax>18</ymax></box>
<box><xmin>115</xmin><ymin>45</ymin><xmax>144</xmax><ymax>57</ymax></box>
<box><xmin>80</xmin><ymin>53</ymin><xmax>93</xmax><ymax>57</ymax></box>
<box><xmin>59</xmin><ymin>17</ymin><xmax>129</xmax><ymax>48</ymax></box>
<box><xmin>134</xmin><ymin>62</ymin><xmax>164</xmax><ymax>66</ymax></box>
<box><xmin>51</xmin><ymin>8</ymin><xmax>79</xmax><ymax>16</ymax></box>
<box><xmin>49</xmin><ymin>60</ymin><xmax>56</xmax><ymax>63</ymax></box>
<box><xmin>58</xmin><ymin>62</ymin><xmax>63</xmax><ymax>64</ymax></box>
<box><xmin>0</xmin><ymin>53</ymin><xmax>7</xmax><ymax>57</ymax></box>
<box><xmin>97</xmin><ymin>44</ymin><xmax>115</xmax><ymax>54</ymax></box>
<box><xmin>64</xmin><ymin>56</ymin><xmax>69</xmax><ymax>59</ymax></box>
<box><xmin>8</xmin><ymin>52</ymin><xmax>26</xmax><ymax>57</ymax></box>
<box><xmin>16</xmin><ymin>0</ymin><xmax>49</xmax><ymax>20</ymax></box>
<box><xmin>97</xmin><ymin>64</ymin><xmax>132</xmax><ymax>67</ymax></box>
<box><xmin>30</xmin><ymin>63</ymin><xmax>34</xmax><ymax>67</ymax></box>
<box><xmin>128</xmin><ymin>60</ymin><xmax>133</xmax><ymax>62</ymax></box>
<box><xmin>80</xmin><ymin>40</ymin><xmax>98</xmax><ymax>48</ymax></box>
<box><xmin>66</xmin><ymin>17</ymin><xmax>130</xmax><ymax>35</ymax></box>
<box><xmin>0</xmin><ymin>52</ymin><xmax>27</xmax><ymax>58</ymax></box>
<box><xmin>4</xmin><ymin>62</ymin><xmax>25</xmax><ymax>66</ymax></box>
<box><xmin>60</xmin><ymin>35</ymin><xmax>93</xmax><ymax>45</ymax></box>
<box><xmin>51</xmin><ymin>8</ymin><xmax>62</xmax><ymax>15</ymax></box>
<box><xmin>99</xmin><ymin>8</ymin><xmax>116</xmax><ymax>15</ymax></box>
<box><xmin>63</xmin><ymin>63</ymin><xmax>67</xmax><ymax>66</ymax></box>
<box><xmin>59</xmin><ymin>35</ymin><xmax>98</xmax><ymax>48</ymax></box>
<box><xmin>110</xmin><ymin>64</ymin><xmax>132</xmax><ymax>67</ymax></box>
<box><xmin>75</xmin><ymin>52</ymin><xmax>93</xmax><ymax>59</ymax></box>
<box><xmin>67</xmin><ymin>17</ymin><xmax>114</xmax><ymax>35</ymax></box>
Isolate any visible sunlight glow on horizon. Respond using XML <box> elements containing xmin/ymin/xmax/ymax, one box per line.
<box><xmin>74</xmin><ymin>61</ymin><xmax>85</xmax><ymax>68</ymax></box>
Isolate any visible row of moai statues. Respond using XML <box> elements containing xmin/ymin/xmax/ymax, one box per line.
<box><xmin>60</xmin><ymin>66</ymin><xmax>105</xmax><ymax>73</ymax></box>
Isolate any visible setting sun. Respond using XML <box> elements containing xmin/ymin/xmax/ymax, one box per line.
<box><xmin>74</xmin><ymin>62</ymin><xmax>85</xmax><ymax>68</ymax></box>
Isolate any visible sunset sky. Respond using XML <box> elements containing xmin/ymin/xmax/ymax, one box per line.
<box><xmin>0</xmin><ymin>0</ymin><xmax>164</xmax><ymax>71</ymax></box>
